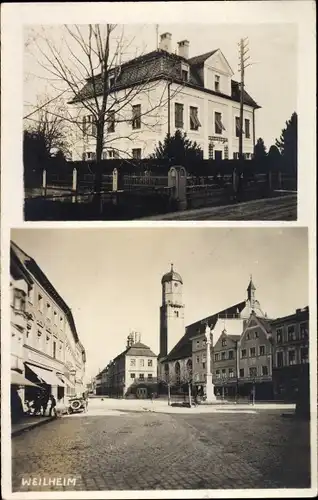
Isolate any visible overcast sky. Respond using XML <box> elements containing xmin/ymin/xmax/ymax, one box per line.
<box><xmin>24</xmin><ymin>22</ymin><xmax>297</xmax><ymax>150</ymax></box>
<box><xmin>11</xmin><ymin>227</ymin><xmax>308</xmax><ymax>380</ymax></box>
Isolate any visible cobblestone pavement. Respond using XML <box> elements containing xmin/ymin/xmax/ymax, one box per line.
<box><xmin>142</xmin><ymin>194</ymin><xmax>297</xmax><ymax>220</ymax></box>
<box><xmin>12</xmin><ymin>410</ymin><xmax>310</xmax><ymax>492</ymax></box>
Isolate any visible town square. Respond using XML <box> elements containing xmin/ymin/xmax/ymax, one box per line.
<box><xmin>8</xmin><ymin>226</ymin><xmax>312</xmax><ymax>493</ymax></box>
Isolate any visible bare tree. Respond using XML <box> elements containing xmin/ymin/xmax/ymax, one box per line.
<box><xmin>180</xmin><ymin>359</ymin><xmax>193</xmax><ymax>407</ymax></box>
<box><xmin>24</xmin><ymin>95</ymin><xmax>70</xmax><ymax>157</ymax></box>
<box><xmin>27</xmin><ymin>24</ymin><xmax>184</xmax><ymax>203</ymax></box>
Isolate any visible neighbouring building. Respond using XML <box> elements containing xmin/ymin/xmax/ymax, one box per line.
<box><xmin>271</xmin><ymin>307</ymin><xmax>309</xmax><ymax>402</ymax></box>
<box><xmin>238</xmin><ymin>312</ymin><xmax>273</xmax><ymax>400</ymax></box>
<box><xmin>69</xmin><ymin>32</ymin><xmax>260</xmax><ymax>161</ymax></box>
<box><xmin>99</xmin><ymin>332</ymin><xmax>158</xmax><ymax>398</ymax></box>
<box><xmin>212</xmin><ymin>330</ymin><xmax>240</xmax><ymax>399</ymax></box>
<box><xmin>10</xmin><ymin>241</ymin><xmax>86</xmax><ymax>405</ymax></box>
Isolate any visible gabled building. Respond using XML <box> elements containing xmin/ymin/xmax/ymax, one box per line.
<box><xmin>212</xmin><ymin>330</ymin><xmax>240</xmax><ymax>398</ymax></box>
<box><xmin>69</xmin><ymin>32</ymin><xmax>260</xmax><ymax>161</ymax></box>
<box><xmin>238</xmin><ymin>312</ymin><xmax>273</xmax><ymax>400</ymax></box>
<box><xmin>101</xmin><ymin>333</ymin><xmax>158</xmax><ymax>398</ymax></box>
<box><xmin>10</xmin><ymin>241</ymin><xmax>86</xmax><ymax>404</ymax></box>
<box><xmin>271</xmin><ymin>307</ymin><xmax>309</xmax><ymax>402</ymax></box>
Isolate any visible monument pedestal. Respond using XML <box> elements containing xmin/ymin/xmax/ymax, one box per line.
<box><xmin>205</xmin><ymin>374</ymin><xmax>217</xmax><ymax>403</ymax></box>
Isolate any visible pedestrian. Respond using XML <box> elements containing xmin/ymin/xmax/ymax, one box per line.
<box><xmin>34</xmin><ymin>394</ymin><xmax>42</xmax><ymax>415</ymax></box>
<box><xmin>48</xmin><ymin>394</ymin><xmax>57</xmax><ymax>417</ymax></box>
<box><xmin>41</xmin><ymin>392</ymin><xmax>49</xmax><ymax>416</ymax></box>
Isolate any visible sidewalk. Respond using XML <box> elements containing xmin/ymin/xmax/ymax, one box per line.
<box><xmin>87</xmin><ymin>398</ymin><xmax>296</xmax><ymax>415</ymax></box>
<box><xmin>12</xmin><ymin>416</ymin><xmax>55</xmax><ymax>437</ymax></box>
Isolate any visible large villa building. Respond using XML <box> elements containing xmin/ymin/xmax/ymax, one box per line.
<box><xmin>69</xmin><ymin>32</ymin><xmax>260</xmax><ymax>161</ymax></box>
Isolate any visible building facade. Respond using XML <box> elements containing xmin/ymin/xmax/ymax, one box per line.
<box><xmin>212</xmin><ymin>330</ymin><xmax>240</xmax><ymax>398</ymax></box>
<box><xmin>99</xmin><ymin>333</ymin><xmax>158</xmax><ymax>398</ymax></box>
<box><xmin>271</xmin><ymin>307</ymin><xmax>309</xmax><ymax>402</ymax></box>
<box><xmin>10</xmin><ymin>242</ymin><xmax>86</xmax><ymax>405</ymax></box>
<box><xmin>237</xmin><ymin>313</ymin><xmax>273</xmax><ymax>400</ymax></box>
<box><xmin>69</xmin><ymin>33</ymin><xmax>260</xmax><ymax>161</ymax></box>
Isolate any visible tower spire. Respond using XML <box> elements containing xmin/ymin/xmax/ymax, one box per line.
<box><xmin>171</xmin><ymin>262</ymin><xmax>174</xmax><ymax>272</ymax></box>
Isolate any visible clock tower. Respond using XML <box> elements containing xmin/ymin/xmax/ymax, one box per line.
<box><xmin>159</xmin><ymin>264</ymin><xmax>185</xmax><ymax>358</ymax></box>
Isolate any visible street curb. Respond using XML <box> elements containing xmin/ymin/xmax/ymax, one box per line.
<box><xmin>11</xmin><ymin>417</ymin><xmax>55</xmax><ymax>438</ymax></box>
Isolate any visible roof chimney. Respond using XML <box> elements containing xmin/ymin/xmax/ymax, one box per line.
<box><xmin>159</xmin><ymin>32</ymin><xmax>172</xmax><ymax>53</ymax></box>
<box><xmin>177</xmin><ymin>40</ymin><xmax>189</xmax><ymax>59</ymax></box>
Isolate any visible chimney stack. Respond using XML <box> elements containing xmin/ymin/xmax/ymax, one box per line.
<box><xmin>177</xmin><ymin>40</ymin><xmax>190</xmax><ymax>59</ymax></box>
<box><xmin>159</xmin><ymin>32</ymin><xmax>172</xmax><ymax>53</ymax></box>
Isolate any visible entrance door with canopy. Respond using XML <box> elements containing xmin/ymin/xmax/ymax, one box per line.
<box><xmin>25</xmin><ymin>363</ymin><xmax>65</xmax><ymax>401</ymax></box>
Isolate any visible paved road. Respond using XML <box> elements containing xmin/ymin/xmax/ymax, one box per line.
<box><xmin>12</xmin><ymin>410</ymin><xmax>310</xmax><ymax>492</ymax></box>
<box><xmin>142</xmin><ymin>194</ymin><xmax>297</xmax><ymax>220</ymax></box>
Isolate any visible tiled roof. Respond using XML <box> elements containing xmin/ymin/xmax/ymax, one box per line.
<box><xmin>165</xmin><ymin>300</ymin><xmax>246</xmax><ymax>362</ymax></box>
<box><xmin>113</xmin><ymin>341</ymin><xmax>157</xmax><ymax>362</ymax></box>
<box><xmin>188</xmin><ymin>50</ymin><xmax>218</xmax><ymax>66</ymax></box>
<box><xmin>126</xmin><ymin>342</ymin><xmax>157</xmax><ymax>357</ymax></box>
<box><xmin>71</xmin><ymin>48</ymin><xmax>260</xmax><ymax>109</ymax></box>
<box><xmin>271</xmin><ymin>307</ymin><xmax>309</xmax><ymax>324</ymax></box>
<box><xmin>10</xmin><ymin>241</ymin><xmax>82</xmax><ymax>348</ymax></box>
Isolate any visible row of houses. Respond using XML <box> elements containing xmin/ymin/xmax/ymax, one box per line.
<box><xmin>10</xmin><ymin>241</ymin><xmax>86</xmax><ymax>407</ymax></box>
<box><xmin>69</xmin><ymin>32</ymin><xmax>260</xmax><ymax>161</ymax></box>
<box><xmin>95</xmin><ymin>265</ymin><xmax>309</xmax><ymax>402</ymax></box>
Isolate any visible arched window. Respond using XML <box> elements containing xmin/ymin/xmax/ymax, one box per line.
<box><xmin>175</xmin><ymin>361</ymin><xmax>181</xmax><ymax>384</ymax></box>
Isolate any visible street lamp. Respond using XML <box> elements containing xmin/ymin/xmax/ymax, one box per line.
<box><xmin>205</xmin><ymin>324</ymin><xmax>217</xmax><ymax>403</ymax></box>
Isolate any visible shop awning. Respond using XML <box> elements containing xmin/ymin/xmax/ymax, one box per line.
<box><xmin>25</xmin><ymin>364</ymin><xmax>64</xmax><ymax>386</ymax></box>
<box><xmin>11</xmin><ymin>370</ymin><xmax>41</xmax><ymax>388</ymax></box>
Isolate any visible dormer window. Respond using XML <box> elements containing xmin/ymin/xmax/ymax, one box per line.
<box><xmin>181</xmin><ymin>62</ymin><xmax>189</xmax><ymax>82</ymax></box>
<box><xmin>215</xmin><ymin>75</ymin><xmax>220</xmax><ymax>92</ymax></box>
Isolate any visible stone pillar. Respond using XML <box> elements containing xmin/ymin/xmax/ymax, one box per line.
<box><xmin>205</xmin><ymin>325</ymin><xmax>217</xmax><ymax>402</ymax></box>
<box><xmin>112</xmin><ymin>168</ymin><xmax>118</xmax><ymax>192</ymax></box>
<box><xmin>72</xmin><ymin>167</ymin><xmax>77</xmax><ymax>203</ymax></box>
<box><xmin>42</xmin><ymin>169</ymin><xmax>47</xmax><ymax>197</ymax></box>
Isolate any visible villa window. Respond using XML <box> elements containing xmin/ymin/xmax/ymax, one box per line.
<box><xmin>132</xmin><ymin>148</ymin><xmax>142</xmax><ymax>160</ymax></box>
<box><xmin>107</xmin><ymin>111</ymin><xmax>115</xmax><ymax>133</ymax></box>
<box><xmin>239</xmin><ymin>368</ymin><xmax>244</xmax><ymax>378</ymax></box>
<box><xmin>222</xmin><ymin>339</ymin><xmax>227</xmax><ymax>347</ymax></box>
<box><xmin>214</xmin><ymin>353</ymin><xmax>219</xmax><ymax>361</ymax></box>
<box><xmin>139</xmin><ymin>359</ymin><xmax>144</xmax><ymax>367</ymax></box>
<box><xmin>132</xmin><ymin>104</ymin><xmax>141</xmax><ymax>129</ymax></box>
<box><xmin>221</xmin><ymin>351</ymin><xmax>226</xmax><ymax>360</ymax></box>
<box><xmin>216</xmin><ymin>370</ymin><xmax>220</xmax><ymax>379</ymax></box>
<box><xmin>148</xmin><ymin>359</ymin><xmax>153</xmax><ymax>367</ymax></box>
<box><xmin>139</xmin><ymin>374</ymin><xmax>145</xmax><ymax>381</ymax></box>
<box><xmin>214</xmin><ymin>75</ymin><xmax>220</xmax><ymax>92</ymax></box>
<box><xmin>221</xmin><ymin>369</ymin><xmax>226</xmax><ymax>378</ymax></box>
<box><xmin>175</xmin><ymin>103</ymin><xmax>184</xmax><ymax>128</ymax></box>
<box><xmin>241</xmin><ymin>349</ymin><xmax>247</xmax><ymax>358</ymax></box>
<box><xmin>245</xmin><ymin>119</ymin><xmax>250</xmax><ymax>139</ymax></box>
<box><xmin>228</xmin><ymin>350</ymin><xmax>234</xmax><ymax>360</ymax></box>
<box><xmin>38</xmin><ymin>294</ymin><xmax>43</xmax><ymax>312</ymax></box>
<box><xmin>259</xmin><ymin>345</ymin><xmax>265</xmax><ymax>356</ymax></box>
<box><xmin>215</xmin><ymin>112</ymin><xmax>225</xmax><ymax>134</ymax></box>
<box><xmin>130</xmin><ymin>373</ymin><xmax>135</xmax><ymax>379</ymax></box>
<box><xmin>147</xmin><ymin>374</ymin><xmax>153</xmax><ymax>380</ymax></box>
<box><xmin>229</xmin><ymin>368</ymin><xmax>234</xmax><ymax>378</ymax></box>
<box><xmin>130</xmin><ymin>358</ymin><xmax>136</xmax><ymax>367</ymax></box>
<box><xmin>190</xmin><ymin>106</ymin><xmax>201</xmax><ymax>131</ymax></box>
<box><xmin>235</xmin><ymin>117</ymin><xmax>241</xmax><ymax>137</ymax></box>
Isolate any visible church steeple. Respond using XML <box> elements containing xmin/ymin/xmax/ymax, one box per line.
<box><xmin>247</xmin><ymin>275</ymin><xmax>256</xmax><ymax>309</ymax></box>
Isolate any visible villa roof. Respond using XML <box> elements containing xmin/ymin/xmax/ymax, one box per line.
<box><xmin>70</xmin><ymin>48</ymin><xmax>260</xmax><ymax>109</ymax></box>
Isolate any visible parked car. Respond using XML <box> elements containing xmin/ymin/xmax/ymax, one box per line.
<box><xmin>67</xmin><ymin>395</ymin><xmax>88</xmax><ymax>414</ymax></box>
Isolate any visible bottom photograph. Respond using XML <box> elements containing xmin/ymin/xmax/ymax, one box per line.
<box><xmin>9</xmin><ymin>226</ymin><xmax>310</xmax><ymax>493</ymax></box>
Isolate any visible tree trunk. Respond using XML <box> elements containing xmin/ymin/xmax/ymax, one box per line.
<box><xmin>188</xmin><ymin>383</ymin><xmax>192</xmax><ymax>407</ymax></box>
<box><xmin>93</xmin><ymin>122</ymin><xmax>105</xmax><ymax>215</ymax></box>
<box><xmin>167</xmin><ymin>384</ymin><xmax>171</xmax><ymax>406</ymax></box>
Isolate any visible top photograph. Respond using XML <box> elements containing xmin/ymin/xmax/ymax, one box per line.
<box><xmin>23</xmin><ymin>23</ymin><xmax>297</xmax><ymax>221</ymax></box>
